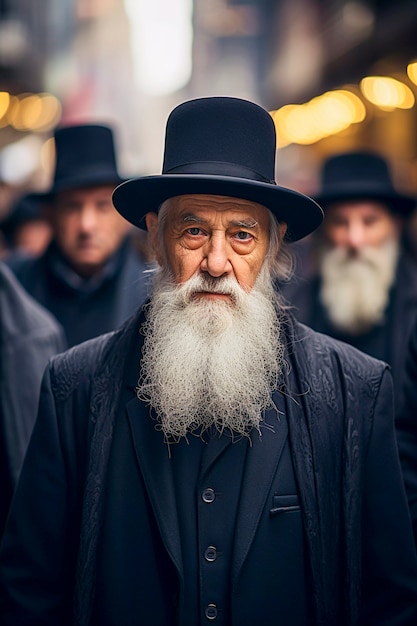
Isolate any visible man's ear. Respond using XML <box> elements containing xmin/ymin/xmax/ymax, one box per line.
<box><xmin>279</xmin><ymin>222</ymin><xmax>287</xmax><ymax>240</ymax></box>
<box><xmin>145</xmin><ymin>212</ymin><xmax>162</xmax><ymax>265</ymax></box>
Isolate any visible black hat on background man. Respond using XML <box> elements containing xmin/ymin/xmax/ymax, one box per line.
<box><xmin>41</xmin><ymin>124</ymin><xmax>125</xmax><ymax>202</ymax></box>
<box><xmin>315</xmin><ymin>151</ymin><xmax>416</xmax><ymax>216</ymax></box>
<box><xmin>113</xmin><ymin>97</ymin><xmax>324</xmax><ymax>242</ymax></box>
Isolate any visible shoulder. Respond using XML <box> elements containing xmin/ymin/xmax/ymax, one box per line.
<box><xmin>48</xmin><ymin>309</ymin><xmax>141</xmax><ymax>401</ymax></box>
<box><xmin>286</xmin><ymin>315</ymin><xmax>389</xmax><ymax>385</ymax></box>
<box><xmin>0</xmin><ymin>261</ymin><xmax>62</xmax><ymax>339</ymax></box>
<box><xmin>48</xmin><ymin>332</ymin><xmax>116</xmax><ymax>401</ymax></box>
<box><xmin>284</xmin><ymin>317</ymin><xmax>393</xmax><ymax>440</ymax></box>
<box><xmin>4</xmin><ymin>249</ymin><xmax>42</xmax><ymax>275</ymax></box>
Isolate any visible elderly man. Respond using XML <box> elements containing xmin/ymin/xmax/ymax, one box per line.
<box><xmin>282</xmin><ymin>151</ymin><xmax>417</xmax><ymax>404</ymax></box>
<box><xmin>6</xmin><ymin>124</ymin><xmax>151</xmax><ymax>347</ymax></box>
<box><xmin>1</xmin><ymin>97</ymin><xmax>417</xmax><ymax>626</ymax></box>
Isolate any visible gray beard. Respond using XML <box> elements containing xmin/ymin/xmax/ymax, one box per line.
<box><xmin>319</xmin><ymin>238</ymin><xmax>399</xmax><ymax>335</ymax></box>
<box><xmin>137</xmin><ymin>266</ymin><xmax>285</xmax><ymax>443</ymax></box>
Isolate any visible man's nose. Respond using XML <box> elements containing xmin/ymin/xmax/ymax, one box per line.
<box><xmin>346</xmin><ymin>222</ymin><xmax>366</xmax><ymax>249</ymax></box>
<box><xmin>79</xmin><ymin>206</ymin><xmax>98</xmax><ymax>231</ymax></box>
<box><xmin>201</xmin><ymin>235</ymin><xmax>232</xmax><ymax>277</ymax></box>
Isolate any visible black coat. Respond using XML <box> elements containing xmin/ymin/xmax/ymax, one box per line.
<box><xmin>281</xmin><ymin>251</ymin><xmax>417</xmax><ymax>406</ymax></box>
<box><xmin>6</xmin><ymin>236</ymin><xmax>152</xmax><ymax>347</ymax></box>
<box><xmin>0</xmin><ymin>262</ymin><xmax>66</xmax><ymax>535</ymax></box>
<box><xmin>397</xmin><ymin>316</ymin><xmax>417</xmax><ymax>547</ymax></box>
<box><xmin>1</xmin><ymin>310</ymin><xmax>417</xmax><ymax>625</ymax></box>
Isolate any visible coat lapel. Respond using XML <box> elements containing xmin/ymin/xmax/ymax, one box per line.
<box><xmin>231</xmin><ymin>391</ymin><xmax>288</xmax><ymax>585</ymax></box>
<box><xmin>126</xmin><ymin>396</ymin><xmax>184</xmax><ymax>579</ymax></box>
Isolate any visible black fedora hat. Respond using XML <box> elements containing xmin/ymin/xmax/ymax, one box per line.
<box><xmin>315</xmin><ymin>151</ymin><xmax>415</xmax><ymax>216</ymax></box>
<box><xmin>112</xmin><ymin>97</ymin><xmax>323</xmax><ymax>242</ymax></box>
<box><xmin>41</xmin><ymin>124</ymin><xmax>125</xmax><ymax>201</ymax></box>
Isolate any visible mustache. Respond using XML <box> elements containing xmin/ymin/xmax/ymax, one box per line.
<box><xmin>177</xmin><ymin>274</ymin><xmax>247</xmax><ymax>305</ymax></box>
<box><xmin>327</xmin><ymin>245</ymin><xmax>388</xmax><ymax>268</ymax></box>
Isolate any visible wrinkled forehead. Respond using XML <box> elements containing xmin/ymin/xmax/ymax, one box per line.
<box><xmin>159</xmin><ymin>193</ymin><xmax>272</xmax><ymax>227</ymax></box>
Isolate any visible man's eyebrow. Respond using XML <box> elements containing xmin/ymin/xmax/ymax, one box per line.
<box><xmin>231</xmin><ymin>219</ymin><xmax>258</xmax><ymax>229</ymax></box>
<box><xmin>182</xmin><ymin>214</ymin><xmax>206</xmax><ymax>224</ymax></box>
<box><xmin>181</xmin><ymin>215</ymin><xmax>259</xmax><ymax>229</ymax></box>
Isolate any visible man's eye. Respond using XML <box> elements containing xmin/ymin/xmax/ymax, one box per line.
<box><xmin>187</xmin><ymin>227</ymin><xmax>202</xmax><ymax>236</ymax></box>
<box><xmin>60</xmin><ymin>203</ymin><xmax>79</xmax><ymax>213</ymax></box>
<box><xmin>97</xmin><ymin>200</ymin><xmax>112</xmax><ymax>211</ymax></box>
<box><xmin>235</xmin><ymin>231</ymin><xmax>252</xmax><ymax>240</ymax></box>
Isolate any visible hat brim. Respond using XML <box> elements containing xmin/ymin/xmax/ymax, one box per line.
<box><xmin>112</xmin><ymin>174</ymin><xmax>324</xmax><ymax>242</ymax></box>
<box><xmin>38</xmin><ymin>171</ymin><xmax>127</xmax><ymax>203</ymax></box>
<box><xmin>316</xmin><ymin>184</ymin><xmax>415</xmax><ymax>216</ymax></box>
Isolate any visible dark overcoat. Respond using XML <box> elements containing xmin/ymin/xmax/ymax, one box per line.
<box><xmin>1</xmin><ymin>309</ymin><xmax>417</xmax><ymax>625</ymax></box>
<box><xmin>0</xmin><ymin>262</ymin><xmax>66</xmax><ymax>535</ymax></box>
<box><xmin>397</xmin><ymin>315</ymin><xmax>417</xmax><ymax>547</ymax></box>
<box><xmin>6</xmin><ymin>235</ymin><xmax>151</xmax><ymax>347</ymax></box>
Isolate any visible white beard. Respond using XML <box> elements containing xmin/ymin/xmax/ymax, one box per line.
<box><xmin>319</xmin><ymin>238</ymin><xmax>399</xmax><ymax>335</ymax></box>
<box><xmin>137</xmin><ymin>266</ymin><xmax>285</xmax><ymax>443</ymax></box>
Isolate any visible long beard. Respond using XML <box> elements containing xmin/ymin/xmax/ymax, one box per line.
<box><xmin>137</xmin><ymin>266</ymin><xmax>285</xmax><ymax>443</ymax></box>
<box><xmin>319</xmin><ymin>238</ymin><xmax>399</xmax><ymax>335</ymax></box>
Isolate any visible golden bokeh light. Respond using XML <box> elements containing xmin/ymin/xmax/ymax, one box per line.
<box><xmin>34</xmin><ymin>94</ymin><xmax>62</xmax><ymax>131</ymax></box>
<box><xmin>407</xmin><ymin>61</ymin><xmax>417</xmax><ymax>86</ymax></box>
<box><xmin>360</xmin><ymin>76</ymin><xmax>415</xmax><ymax>110</ymax></box>
<box><xmin>0</xmin><ymin>91</ymin><xmax>10</xmax><ymax>122</ymax></box>
<box><xmin>0</xmin><ymin>91</ymin><xmax>62</xmax><ymax>132</ymax></box>
<box><xmin>271</xmin><ymin>89</ymin><xmax>366</xmax><ymax>147</ymax></box>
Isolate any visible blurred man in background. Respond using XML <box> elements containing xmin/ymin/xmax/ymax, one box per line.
<box><xmin>0</xmin><ymin>193</ymin><xmax>52</xmax><ymax>261</ymax></box>
<box><xmin>0</xmin><ymin>261</ymin><xmax>65</xmax><ymax>537</ymax></box>
<box><xmin>7</xmin><ymin>124</ymin><xmax>151</xmax><ymax>347</ymax></box>
<box><xmin>282</xmin><ymin>151</ymin><xmax>417</xmax><ymax>404</ymax></box>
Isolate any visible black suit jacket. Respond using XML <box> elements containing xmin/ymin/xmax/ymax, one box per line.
<box><xmin>1</xmin><ymin>310</ymin><xmax>417</xmax><ymax>625</ymax></box>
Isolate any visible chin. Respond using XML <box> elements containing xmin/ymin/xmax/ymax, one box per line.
<box><xmin>72</xmin><ymin>258</ymin><xmax>104</xmax><ymax>277</ymax></box>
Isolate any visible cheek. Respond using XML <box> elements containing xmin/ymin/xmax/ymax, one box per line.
<box><xmin>168</xmin><ymin>247</ymin><xmax>202</xmax><ymax>283</ymax></box>
<box><xmin>107</xmin><ymin>218</ymin><xmax>129</xmax><ymax>243</ymax></box>
<box><xmin>54</xmin><ymin>217</ymin><xmax>77</xmax><ymax>244</ymax></box>
<box><xmin>233</xmin><ymin>253</ymin><xmax>266</xmax><ymax>290</ymax></box>
<box><xmin>324</xmin><ymin>224</ymin><xmax>342</xmax><ymax>245</ymax></box>
<box><xmin>375</xmin><ymin>223</ymin><xmax>396</xmax><ymax>245</ymax></box>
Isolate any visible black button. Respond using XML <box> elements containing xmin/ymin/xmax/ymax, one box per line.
<box><xmin>205</xmin><ymin>604</ymin><xmax>218</xmax><ymax>620</ymax></box>
<box><xmin>202</xmin><ymin>488</ymin><xmax>216</xmax><ymax>503</ymax></box>
<box><xmin>204</xmin><ymin>546</ymin><xmax>217</xmax><ymax>562</ymax></box>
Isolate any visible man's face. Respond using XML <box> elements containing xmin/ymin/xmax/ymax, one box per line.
<box><xmin>146</xmin><ymin>194</ymin><xmax>284</xmax><ymax>296</ymax></box>
<box><xmin>319</xmin><ymin>199</ymin><xmax>402</xmax><ymax>334</ymax></box>
<box><xmin>323</xmin><ymin>199</ymin><xmax>401</xmax><ymax>250</ymax></box>
<box><xmin>49</xmin><ymin>185</ymin><xmax>131</xmax><ymax>277</ymax></box>
<box><xmin>139</xmin><ymin>193</ymin><xmax>288</xmax><ymax>442</ymax></box>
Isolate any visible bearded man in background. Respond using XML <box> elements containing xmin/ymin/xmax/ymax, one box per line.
<box><xmin>1</xmin><ymin>98</ymin><xmax>417</xmax><ymax>626</ymax></box>
<box><xmin>282</xmin><ymin>150</ymin><xmax>417</xmax><ymax>405</ymax></box>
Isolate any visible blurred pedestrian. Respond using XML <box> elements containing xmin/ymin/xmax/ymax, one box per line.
<box><xmin>282</xmin><ymin>151</ymin><xmax>417</xmax><ymax>403</ymax></box>
<box><xmin>0</xmin><ymin>192</ymin><xmax>52</xmax><ymax>260</ymax></box>
<box><xmin>0</xmin><ymin>261</ymin><xmax>65</xmax><ymax>537</ymax></box>
<box><xmin>1</xmin><ymin>97</ymin><xmax>416</xmax><ymax>626</ymax></box>
<box><xmin>7</xmin><ymin>124</ymin><xmax>151</xmax><ymax>347</ymax></box>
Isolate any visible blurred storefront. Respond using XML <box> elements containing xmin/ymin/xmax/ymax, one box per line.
<box><xmin>0</xmin><ymin>0</ymin><xmax>417</xmax><ymax>209</ymax></box>
<box><xmin>191</xmin><ymin>0</ymin><xmax>417</xmax><ymax>195</ymax></box>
